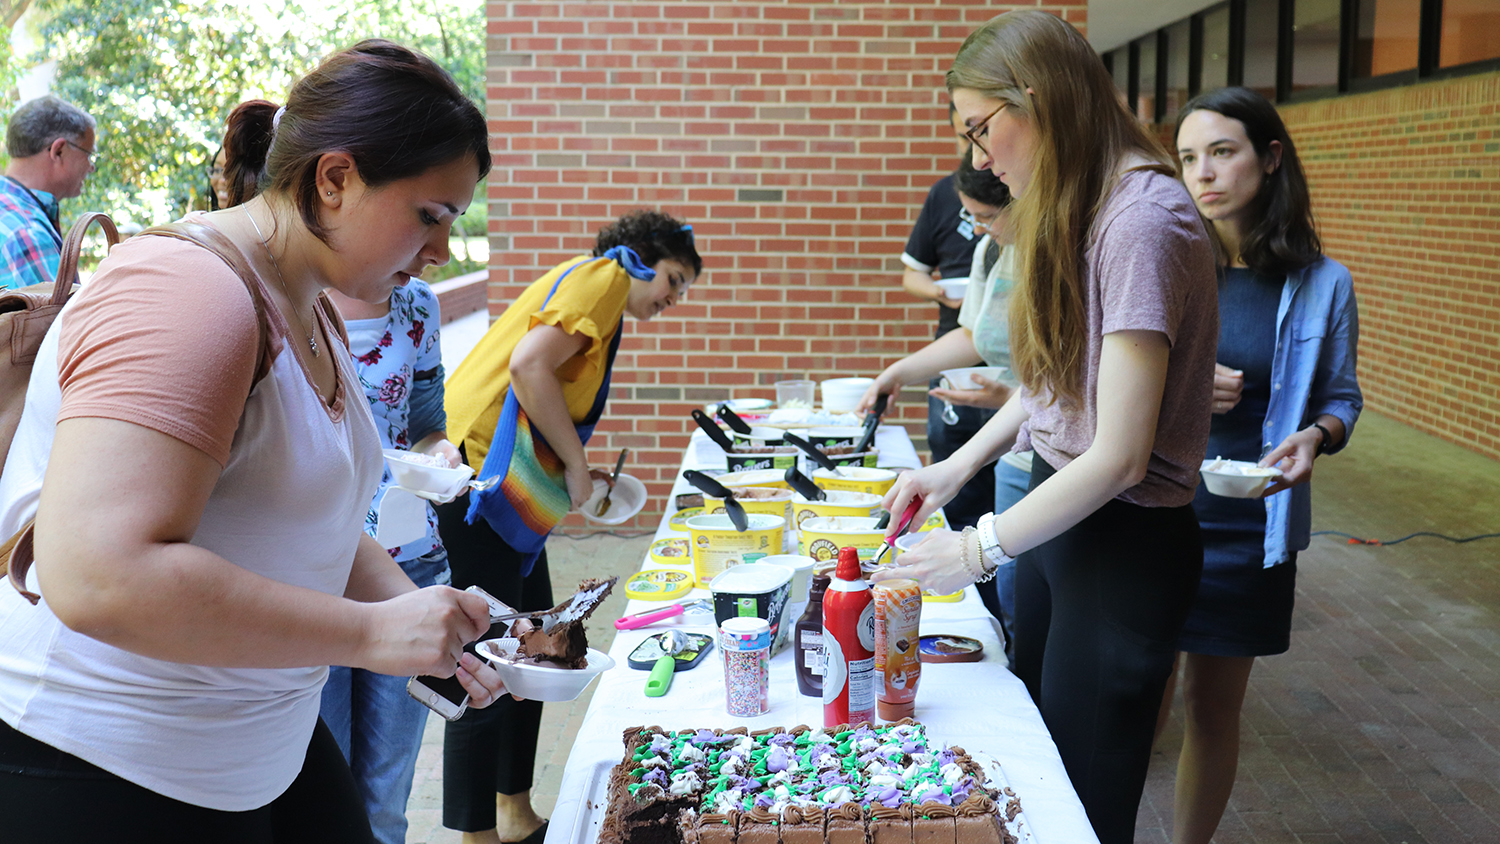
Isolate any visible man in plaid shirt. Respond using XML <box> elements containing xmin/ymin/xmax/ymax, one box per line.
<box><xmin>0</xmin><ymin>96</ymin><xmax>96</xmax><ymax>289</ymax></box>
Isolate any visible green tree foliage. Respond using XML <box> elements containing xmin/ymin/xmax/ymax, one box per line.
<box><xmin>28</xmin><ymin>0</ymin><xmax>484</xmax><ymax>246</ymax></box>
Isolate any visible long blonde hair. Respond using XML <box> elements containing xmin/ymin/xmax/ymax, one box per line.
<box><xmin>947</xmin><ymin>11</ymin><xmax>1171</xmax><ymax>405</ymax></box>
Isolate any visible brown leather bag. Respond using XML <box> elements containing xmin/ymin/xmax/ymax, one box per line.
<box><xmin>0</xmin><ymin>212</ymin><xmax>120</xmax><ymax>477</ymax></box>
<box><xmin>0</xmin><ymin>217</ymin><xmax>271</xmax><ymax>602</ymax></box>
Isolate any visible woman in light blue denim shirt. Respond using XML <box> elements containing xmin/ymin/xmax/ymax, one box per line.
<box><xmin>1162</xmin><ymin>87</ymin><xmax>1363</xmax><ymax>844</ymax></box>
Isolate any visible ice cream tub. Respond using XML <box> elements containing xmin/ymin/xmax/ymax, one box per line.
<box><xmin>797</xmin><ymin>515</ymin><xmax>885</xmax><ymax>564</ymax></box>
<box><xmin>710</xmin><ymin>563</ymin><xmax>793</xmax><ymax>658</ymax></box>
<box><xmin>716</xmin><ymin>469</ymin><xmax>791</xmax><ymax>490</ymax></box>
<box><xmin>704</xmin><ymin>486</ymin><xmax>794</xmax><ymax>523</ymax></box>
<box><xmin>730</xmin><ymin>426</ymin><xmax>787</xmax><ymax>448</ymax></box>
<box><xmin>813</xmin><ymin>466</ymin><xmax>898</xmax><ymax>497</ymax></box>
<box><xmin>686</xmin><ymin>513</ymin><xmax>787</xmax><ymax>587</ymax></box>
<box><xmin>725</xmin><ymin>450</ymin><xmax>798</xmax><ymax>472</ymax></box>
<box><xmin>790</xmin><ymin>490</ymin><xmax>883</xmax><ymax>529</ymax></box>
<box><xmin>805</xmin><ymin>426</ymin><xmax>863</xmax><ymax>448</ymax></box>
<box><xmin>821</xmin><ymin>449</ymin><xmax>879</xmax><ymax>469</ymax></box>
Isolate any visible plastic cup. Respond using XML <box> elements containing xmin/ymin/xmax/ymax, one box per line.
<box><xmin>775</xmin><ymin>379</ymin><xmax>816</xmax><ymax>409</ymax></box>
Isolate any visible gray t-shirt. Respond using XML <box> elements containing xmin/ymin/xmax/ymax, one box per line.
<box><xmin>1016</xmin><ymin>167</ymin><xmax>1218</xmax><ymax>507</ymax></box>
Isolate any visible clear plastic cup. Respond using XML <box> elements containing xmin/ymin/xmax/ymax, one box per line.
<box><xmin>775</xmin><ymin>379</ymin><xmax>815</xmax><ymax>409</ymax></box>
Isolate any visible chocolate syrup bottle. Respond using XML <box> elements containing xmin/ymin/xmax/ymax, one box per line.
<box><xmin>794</xmin><ymin>571</ymin><xmax>832</xmax><ymax>696</ymax></box>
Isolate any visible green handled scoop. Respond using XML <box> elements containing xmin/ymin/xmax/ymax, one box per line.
<box><xmin>646</xmin><ymin>630</ymin><xmax>689</xmax><ymax>697</ymax></box>
<box><xmin>627</xmin><ymin>630</ymin><xmax>714</xmax><ymax>697</ymax></box>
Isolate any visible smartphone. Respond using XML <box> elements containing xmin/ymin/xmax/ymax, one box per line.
<box><xmin>407</xmin><ymin>586</ymin><xmax>512</xmax><ymax>721</ymax></box>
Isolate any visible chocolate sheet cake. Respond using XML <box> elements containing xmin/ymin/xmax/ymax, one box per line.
<box><xmin>597</xmin><ymin>721</ymin><xmax>1019</xmax><ymax>844</ymax></box>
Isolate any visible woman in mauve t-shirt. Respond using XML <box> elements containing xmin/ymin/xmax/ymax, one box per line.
<box><xmin>0</xmin><ymin>41</ymin><xmax>509</xmax><ymax>843</ymax></box>
<box><xmin>876</xmin><ymin>12</ymin><xmax>1218</xmax><ymax>844</ymax></box>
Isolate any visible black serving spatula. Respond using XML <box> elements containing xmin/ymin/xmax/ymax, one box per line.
<box><xmin>784</xmin><ymin>466</ymin><xmax>826</xmax><ymax>501</ymax></box>
<box><xmin>852</xmin><ymin>392</ymin><xmax>888</xmax><ymax>455</ymax></box>
<box><xmin>690</xmin><ymin>408</ymin><xmax>737</xmax><ymax>453</ymax></box>
<box><xmin>784</xmin><ymin>431</ymin><xmax>845</xmax><ymax>477</ymax></box>
<box><xmin>682</xmin><ymin>469</ymin><xmax>750</xmax><ymax>532</ymax></box>
<box><xmin>716</xmin><ymin>403</ymin><xmax>754</xmax><ymax>435</ymax></box>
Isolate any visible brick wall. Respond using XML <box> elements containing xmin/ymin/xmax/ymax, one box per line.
<box><xmin>1277</xmin><ymin>72</ymin><xmax>1500</xmax><ymax>460</ymax></box>
<box><xmin>483</xmin><ymin>1</ymin><xmax>1087</xmax><ymax>531</ymax></box>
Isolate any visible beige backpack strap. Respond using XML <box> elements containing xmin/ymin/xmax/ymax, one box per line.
<box><xmin>3</xmin><ymin>520</ymin><xmax>40</xmax><ymax>605</ymax></box>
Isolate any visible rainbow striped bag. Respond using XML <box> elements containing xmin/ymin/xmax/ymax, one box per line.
<box><xmin>465</xmin><ymin>251</ymin><xmax>635</xmax><ymax>573</ymax></box>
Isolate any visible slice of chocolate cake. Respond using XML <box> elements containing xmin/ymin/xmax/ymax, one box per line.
<box><xmin>515</xmin><ymin>576</ymin><xmax>616</xmax><ymax>669</ymax></box>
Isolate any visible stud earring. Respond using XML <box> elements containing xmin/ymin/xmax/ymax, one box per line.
<box><xmin>326</xmin><ymin>190</ymin><xmax>334</xmax><ymax>196</ymax></box>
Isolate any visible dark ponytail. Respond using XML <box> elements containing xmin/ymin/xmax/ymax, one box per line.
<box><xmin>264</xmin><ymin>39</ymin><xmax>490</xmax><ymax>243</ymax></box>
<box><xmin>1176</xmin><ymin>86</ymin><xmax>1322</xmax><ymax>274</ymax></box>
<box><xmin>221</xmin><ymin>99</ymin><xmax>276</xmax><ymax>208</ymax></box>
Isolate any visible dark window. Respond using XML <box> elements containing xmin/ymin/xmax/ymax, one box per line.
<box><xmin>1165</xmin><ymin>19</ymin><xmax>1192</xmax><ymax>117</ymax></box>
<box><xmin>1293</xmin><ymin>0</ymin><xmax>1342</xmax><ymax>92</ymax></box>
<box><xmin>1136</xmin><ymin>34</ymin><xmax>1158</xmax><ymax>122</ymax></box>
<box><xmin>1441</xmin><ymin>0</ymin><xmax>1500</xmax><ymax>68</ymax></box>
<box><xmin>1201</xmin><ymin>4</ymin><xmax>1233</xmax><ymax>92</ymax></box>
<box><xmin>1244</xmin><ymin>0</ymin><xmax>1281</xmax><ymax>99</ymax></box>
<box><xmin>1354</xmin><ymin>0</ymin><xmax>1421</xmax><ymax>77</ymax></box>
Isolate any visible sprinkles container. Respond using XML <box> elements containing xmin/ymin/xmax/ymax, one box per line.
<box><xmin>719</xmin><ymin>616</ymin><xmax>771</xmax><ymax>716</ymax></box>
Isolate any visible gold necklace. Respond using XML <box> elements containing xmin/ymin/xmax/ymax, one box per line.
<box><xmin>243</xmin><ymin>206</ymin><xmax>319</xmax><ymax>357</ymax></box>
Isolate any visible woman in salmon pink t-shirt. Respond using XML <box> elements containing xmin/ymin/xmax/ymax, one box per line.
<box><xmin>875</xmin><ymin>12</ymin><xmax>1218</xmax><ymax>844</ymax></box>
<box><xmin>0</xmin><ymin>41</ymin><xmax>508</xmax><ymax>843</ymax></box>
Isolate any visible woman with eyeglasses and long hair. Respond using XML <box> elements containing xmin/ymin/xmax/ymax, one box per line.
<box><xmin>857</xmin><ymin>155</ymin><xmax>1031</xmax><ymax>648</ymax></box>
<box><xmin>1158</xmin><ymin>85</ymin><xmax>1361</xmax><ymax>844</ymax></box>
<box><xmin>874</xmin><ymin>11</ymin><xmax>1219</xmax><ymax>843</ymax></box>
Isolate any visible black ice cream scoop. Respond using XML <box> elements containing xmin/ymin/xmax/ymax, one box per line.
<box><xmin>682</xmin><ymin>469</ymin><xmax>749</xmax><ymax>532</ymax></box>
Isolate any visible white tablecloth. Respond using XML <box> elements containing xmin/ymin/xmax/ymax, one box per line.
<box><xmin>544</xmin><ymin>427</ymin><xmax>1099</xmax><ymax>844</ymax></box>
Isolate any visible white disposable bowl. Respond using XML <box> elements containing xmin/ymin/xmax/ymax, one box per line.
<box><xmin>475</xmin><ymin>639</ymin><xmax>615</xmax><ymax>702</ymax></box>
<box><xmin>581</xmin><ymin>473</ymin><xmax>648</xmax><ymax>524</ymax></box>
<box><xmin>1199</xmin><ymin>459</ymin><xmax>1282</xmax><ymax>498</ymax></box>
<box><xmin>820</xmin><ymin>377</ymin><xmax>875</xmax><ymax>413</ymax></box>
<box><xmin>382</xmin><ymin>448</ymin><xmax>473</xmax><ymax>497</ymax></box>
<box><xmin>936</xmin><ymin>279</ymin><xmax>969</xmax><ymax>301</ymax></box>
<box><xmin>939</xmin><ymin>366</ymin><xmax>1008</xmax><ymax>390</ymax></box>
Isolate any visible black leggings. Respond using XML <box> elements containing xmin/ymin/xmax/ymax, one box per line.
<box><xmin>435</xmin><ymin>490</ymin><xmax>554</xmax><ymax>832</ymax></box>
<box><xmin>0</xmin><ymin>717</ymin><xmax>372</xmax><ymax>843</ymax></box>
<box><xmin>1012</xmin><ymin>457</ymin><xmax>1203</xmax><ymax>844</ymax></box>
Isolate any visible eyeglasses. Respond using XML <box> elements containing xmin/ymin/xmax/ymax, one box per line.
<box><xmin>959</xmin><ymin>206</ymin><xmax>1000</xmax><ymax>229</ymax></box>
<box><xmin>963</xmin><ymin>102</ymin><xmax>1011</xmax><ymax>156</ymax></box>
<box><xmin>64</xmin><ymin>139</ymin><xmax>100</xmax><ymax>164</ymax></box>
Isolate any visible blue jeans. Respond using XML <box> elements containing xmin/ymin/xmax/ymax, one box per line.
<box><xmin>321</xmin><ymin>546</ymin><xmax>451</xmax><ymax>844</ymax></box>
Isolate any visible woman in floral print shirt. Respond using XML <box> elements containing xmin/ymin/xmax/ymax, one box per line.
<box><xmin>322</xmin><ymin>277</ymin><xmax>461</xmax><ymax>844</ymax></box>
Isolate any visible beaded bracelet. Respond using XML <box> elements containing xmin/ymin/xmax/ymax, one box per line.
<box><xmin>957</xmin><ymin>526</ymin><xmax>986</xmax><ymax>584</ymax></box>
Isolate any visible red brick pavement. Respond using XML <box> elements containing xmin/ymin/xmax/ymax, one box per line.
<box><xmin>1138</xmin><ymin>413</ymin><xmax>1500</xmax><ymax>843</ymax></box>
